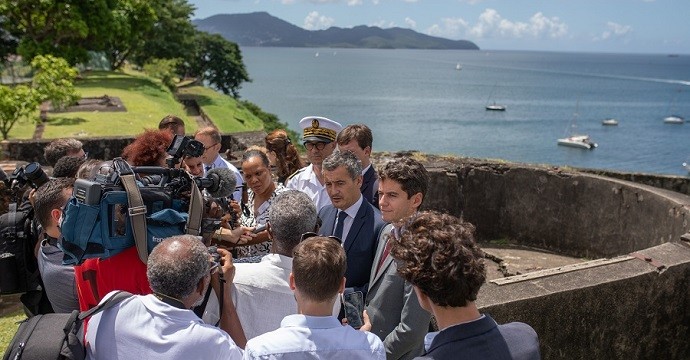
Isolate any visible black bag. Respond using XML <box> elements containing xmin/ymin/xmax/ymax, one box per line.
<box><xmin>0</xmin><ymin>202</ymin><xmax>37</xmax><ymax>295</ymax></box>
<box><xmin>2</xmin><ymin>291</ymin><xmax>132</xmax><ymax>360</ymax></box>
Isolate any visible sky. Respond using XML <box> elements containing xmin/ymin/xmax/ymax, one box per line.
<box><xmin>188</xmin><ymin>0</ymin><xmax>690</xmax><ymax>54</ymax></box>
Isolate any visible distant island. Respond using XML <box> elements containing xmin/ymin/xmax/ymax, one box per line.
<box><xmin>193</xmin><ymin>12</ymin><xmax>479</xmax><ymax>50</ymax></box>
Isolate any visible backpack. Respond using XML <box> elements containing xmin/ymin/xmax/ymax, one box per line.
<box><xmin>59</xmin><ymin>157</ymin><xmax>203</xmax><ymax>265</ymax></box>
<box><xmin>2</xmin><ymin>291</ymin><xmax>132</xmax><ymax>360</ymax></box>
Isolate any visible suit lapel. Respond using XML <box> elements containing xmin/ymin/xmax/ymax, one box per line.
<box><xmin>318</xmin><ymin>206</ymin><xmax>337</xmax><ymax>237</ymax></box>
<box><xmin>369</xmin><ymin>224</ymin><xmax>394</xmax><ymax>286</ymax></box>
<box><xmin>343</xmin><ymin>202</ymin><xmax>368</xmax><ymax>253</ymax></box>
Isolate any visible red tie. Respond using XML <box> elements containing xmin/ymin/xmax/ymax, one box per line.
<box><xmin>375</xmin><ymin>231</ymin><xmax>394</xmax><ymax>275</ymax></box>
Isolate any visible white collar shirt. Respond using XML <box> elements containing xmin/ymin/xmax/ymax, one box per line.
<box><xmin>337</xmin><ymin>195</ymin><xmax>364</xmax><ymax>243</ymax></box>
<box><xmin>243</xmin><ymin>314</ymin><xmax>385</xmax><ymax>360</ymax></box>
<box><xmin>86</xmin><ymin>293</ymin><xmax>242</xmax><ymax>360</ymax></box>
<box><xmin>285</xmin><ymin>164</ymin><xmax>331</xmax><ymax>211</ymax></box>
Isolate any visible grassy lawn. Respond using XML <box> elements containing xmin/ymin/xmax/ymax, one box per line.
<box><xmin>0</xmin><ymin>308</ymin><xmax>25</xmax><ymax>354</ymax></box>
<box><xmin>7</xmin><ymin>71</ymin><xmax>264</xmax><ymax>140</ymax></box>
<box><xmin>176</xmin><ymin>85</ymin><xmax>264</xmax><ymax>133</ymax></box>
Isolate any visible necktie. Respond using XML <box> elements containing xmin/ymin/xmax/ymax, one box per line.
<box><xmin>205</xmin><ymin>165</ymin><xmax>212</xmax><ymax>173</ymax></box>
<box><xmin>375</xmin><ymin>229</ymin><xmax>395</xmax><ymax>275</ymax></box>
<box><xmin>333</xmin><ymin>210</ymin><xmax>347</xmax><ymax>240</ymax></box>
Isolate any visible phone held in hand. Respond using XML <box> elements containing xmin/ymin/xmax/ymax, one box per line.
<box><xmin>342</xmin><ymin>291</ymin><xmax>364</xmax><ymax>329</ymax></box>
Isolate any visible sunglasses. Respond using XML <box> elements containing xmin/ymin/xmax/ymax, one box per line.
<box><xmin>300</xmin><ymin>232</ymin><xmax>342</xmax><ymax>244</ymax></box>
<box><xmin>304</xmin><ymin>142</ymin><xmax>327</xmax><ymax>151</ymax></box>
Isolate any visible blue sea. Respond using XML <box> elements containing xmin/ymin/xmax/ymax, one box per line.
<box><xmin>237</xmin><ymin>47</ymin><xmax>690</xmax><ymax>176</ymax></box>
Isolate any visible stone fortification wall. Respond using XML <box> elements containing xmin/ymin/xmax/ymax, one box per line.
<box><xmin>0</xmin><ymin>131</ymin><xmax>264</xmax><ymax>165</ymax></box>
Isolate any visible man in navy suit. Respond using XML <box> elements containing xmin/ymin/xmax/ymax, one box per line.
<box><xmin>318</xmin><ymin>150</ymin><xmax>387</xmax><ymax>293</ymax></box>
<box><xmin>336</xmin><ymin>124</ymin><xmax>378</xmax><ymax>208</ymax></box>
<box><xmin>391</xmin><ymin>211</ymin><xmax>541</xmax><ymax>360</ymax></box>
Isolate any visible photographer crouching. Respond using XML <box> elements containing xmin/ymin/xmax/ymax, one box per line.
<box><xmin>85</xmin><ymin>235</ymin><xmax>246</xmax><ymax>359</ymax></box>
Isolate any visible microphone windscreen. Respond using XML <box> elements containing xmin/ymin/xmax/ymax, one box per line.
<box><xmin>207</xmin><ymin>167</ymin><xmax>236</xmax><ymax>198</ymax></box>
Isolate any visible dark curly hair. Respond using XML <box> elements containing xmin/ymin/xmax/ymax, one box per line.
<box><xmin>121</xmin><ymin>129</ymin><xmax>173</xmax><ymax>166</ymax></box>
<box><xmin>391</xmin><ymin>211</ymin><xmax>486</xmax><ymax>307</ymax></box>
<box><xmin>265</xmin><ymin>129</ymin><xmax>304</xmax><ymax>184</ymax></box>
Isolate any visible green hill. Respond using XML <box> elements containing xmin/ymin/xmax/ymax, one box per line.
<box><xmin>9</xmin><ymin>71</ymin><xmax>264</xmax><ymax>139</ymax></box>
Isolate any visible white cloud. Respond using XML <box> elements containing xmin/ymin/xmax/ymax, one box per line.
<box><xmin>281</xmin><ymin>0</ymin><xmax>296</xmax><ymax>4</ymax></box>
<box><xmin>426</xmin><ymin>8</ymin><xmax>567</xmax><ymax>40</ymax></box>
<box><xmin>303</xmin><ymin>11</ymin><xmax>336</xmax><ymax>30</ymax></box>
<box><xmin>593</xmin><ymin>21</ymin><xmax>633</xmax><ymax>41</ymax></box>
<box><xmin>458</xmin><ymin>0</ymin><xmax>485</xmax><ymax>4</ymax></box>
<box><xmin>404</xmin><ymin>17</ymin><xmax>417</xmax><ymax>29</ymax></box>
<box><xmin>346</xmin><ymin>0</ymin><xmax>362</xmax><ymax>5</ymax></box>
<box><xmin>370</xmin><ymin>19</ymin><xmax>396</xmax><ymax>28</ymax></box>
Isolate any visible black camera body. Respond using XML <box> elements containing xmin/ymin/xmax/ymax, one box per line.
<box><xmin>8</xmin><ymin>162</ymin><xmax>49</xmax><ymax>192</ymax></box>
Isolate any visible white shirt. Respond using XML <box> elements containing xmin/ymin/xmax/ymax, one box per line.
<box><xmin>204</xmin><ymin>154</ymin><xmax>244</xmax><ymax>201</ymax></box>
<box><xmin>201</xmin><ymin>254</ymin><xmax>340</xmax><ymax>337</ymax></box>
<box><xmin>243</xmin><ymin>314</ymin><xmax>385</xmax><ymax>360</ymax></box>
<box><xmin>285</xmin><ymin>164</ymin><xmax>331</xmax><ymax>211</ymax></box>
<box><xmin>336</xmin><ymin>195</ymin><xmax>364</xmax><ymax>242</ymax></box>
<box><xmin>86</xmin><ymin>293</ymin><xmax>243</xmax><ymax>360</ymax></box>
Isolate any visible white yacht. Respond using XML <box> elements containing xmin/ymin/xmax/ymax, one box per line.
<box><xmin>602</xmin><ymin>118</ymin><xmax>619</xmax><ymax>126</ymax></box>
<box><xmin>558</xmin><ymin>135</ymin><xmax>598</xmax><ymax>150</ymax></box>
<box><xmin>664</xmin><ymin>115</ymin><xmax>684</xmax><ymax>124</ymax></box>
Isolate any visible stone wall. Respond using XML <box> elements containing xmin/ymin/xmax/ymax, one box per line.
<box><xmin>0</xmin><ymin>131</ymin><xmax>265</xmax><ymax>165</ymax></box>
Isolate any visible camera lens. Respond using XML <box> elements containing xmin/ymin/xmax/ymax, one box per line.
<box><xmin>24</xmin><ymin>162</ymin><xmax>50</xmax><ymax>188</ymax></box>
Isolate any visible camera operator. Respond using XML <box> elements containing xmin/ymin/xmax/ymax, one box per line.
<box><xmin>33</xmin><ymin>177</ymin><xmax>80</xmax><ymax>313</ymax></box>
<box><xmin>85</xmin><ymin>235</ymin><xmax>245</xmax><ymax>359</ymax></box>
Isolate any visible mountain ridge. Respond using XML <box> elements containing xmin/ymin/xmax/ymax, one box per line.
<box><xmin>193</xmin><ymin>12</ymin><xmax>479</xmax><ymax>50</ymax></box>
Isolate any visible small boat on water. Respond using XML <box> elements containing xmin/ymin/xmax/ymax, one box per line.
<box><xmin>664</xmin><ymin>115</ymin><xmax>684</xmax><ymax>124</ymax></box>
<box><xmin>558</xmin><ymin>101</ymin><xmax>597</xmax><ymax>150</ymax></box>
<box><xmin>485</xmin><ymin>83</ymin><xmax>506</xmax><ymax>111</ymax></box>
<box><xmin>486</xmin><ymin>102</ymin><xmax>506</xmax><ymax>111</ymax></box>
<box><xmin>557</xmin><ymin>135</ymin><xmax>598</xmax><ymax>150</ymax></box>
<box><xmin>456</xmin><ymin>63</ymin><xmax>462</xmax><ymax>71</ymax></box>
<box><xmin>602</xmin><ymin>118</ymin><xmax>619</xmax><ymax>126</ymax></box>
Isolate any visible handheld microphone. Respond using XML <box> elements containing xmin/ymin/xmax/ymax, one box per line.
<box><xmin>197</xmin><ymin>167</ymin><xmax>236</xmax><ymax>198</ymax></box>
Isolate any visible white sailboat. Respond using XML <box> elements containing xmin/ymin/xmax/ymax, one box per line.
<box><xmin>664</xmin><ymin>88</ymin><xmax>684</xmax><ymax>124</ymax></box>
<box><xmin>485</xmin><ymin>83</ymin><xmax>506</xmax><ymax>111</ymax></box>
<box><xmin>456</xmin><ymin>63</ymin><xmax>462</xmax><ymax>71</ymax></box>
<box><xmin>558</xmin><ymin>101</ymin><xmax>597</xmax><ymax>150</ymax></box>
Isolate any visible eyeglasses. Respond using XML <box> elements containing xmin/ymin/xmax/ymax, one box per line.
<box><xmin>304</xmin><ymin>142</ymin><xmax>327</xmax><ymax>151</ymax></box>
<box><xmin>300</xmin><ymin>232</ymin><xmax>342</xmax><ymax>244</ymax></box>
<box><xmin>81</xmin><ymin>152</ymin><xmax>89</xmax><ymax>160</ymax></box>
<box><xmin>203</xmin><ymin>143</ymin><xmax>218</xmax><ymax>151</ymax></box>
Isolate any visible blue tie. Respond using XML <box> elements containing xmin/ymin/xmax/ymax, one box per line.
<box><xmin>333</xmin><ymin>211</ymin><xmax>347</xmax><ymax>240</ymax></box>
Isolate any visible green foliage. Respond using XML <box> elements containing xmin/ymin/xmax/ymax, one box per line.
<box><xmin>106</xmin><ymin>0</ymin><xmax>157</xmax><ymax>70</ymax></box>
<box><xmin>143</xmin><ymin>58</ymin><xmax>181</xmax><ymax>92</ymax></box>
<box><xmin>0</xmin><ymin>84</ymin><xmax>39</xmax><ymax>140</ymax></box>
<box><xmin>131</xmin><ymin>0</ymin><xmax>196</xmax><ymax>66</ymax></box>
<box><xmin>240</xmin><ymin>100</ymin><xmax>303</xmax><ymax>149</ymax></box>
<box><xmin>184</xmin><ymin>31</ymin><xmax>251</xmax><ymax>98</ymax></box>
<box><xmin>31</xmin><ymin>55</ymin><xmax>79</xmax><ymax>110</ymax></box>
<box><xmin>0</xmin><ymin>0</ymin><xmax>113</xmax><ymax>65</ymax></box>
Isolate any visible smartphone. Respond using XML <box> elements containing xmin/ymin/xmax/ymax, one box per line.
<box><xmin>252</xmin><ymin>223</ymin><xmax>267</xmax><ymax>234</ymax></box>
<box><xmin>342</xmin><ymin>291</ymin><xmax>364</xmax><ymax>329</ymax></box>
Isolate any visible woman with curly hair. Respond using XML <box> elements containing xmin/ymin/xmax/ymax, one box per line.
<box><xmin>121</xmin><ymin>129</ymin><xmax>173</xmax><ymax>166</ymax></box>
<box><xmin>265</xmin><ymin>129</ymin><xmax>304</xmax><ymax>184</ymax></box>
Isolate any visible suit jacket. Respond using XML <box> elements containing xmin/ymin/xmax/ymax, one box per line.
<box><xmin>361</xmin><ymin>166</ymin><xmax>379</xmax><ymax>209</ymax></box>
<box><xmin>318</xmin><ymin>201</ymin><xmax>387</xmax><ymax>292</ymax></box>
<box><xmin>366</xmin><ymin>224</ymin><xmax>431</xmax><ymax>360</ymax></box>
<box><xmin>418</xmin><ymin>315</ymin><xmax>541</xmax><ymax>360</ymax></box>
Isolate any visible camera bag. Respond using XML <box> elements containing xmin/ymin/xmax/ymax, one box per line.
<box><xmin>60</xmin><ymin>158</ymin><xmax>203</xmax><ymax>265</ymax></box>
<box><xmin>2</xmin><ymin>291</ymin><xmax>132</xmax><ymax>360</ymax></box>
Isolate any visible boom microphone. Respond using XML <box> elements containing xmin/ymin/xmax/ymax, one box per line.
<box><xmin>197</xmin><ymin>167</ymin><xmax>236</xmax><ymax>198</ymax></box>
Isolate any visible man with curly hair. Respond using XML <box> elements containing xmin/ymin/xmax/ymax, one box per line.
<box><xmin>390</xmin><ymin>211</ymin><xmax>541</xmax><ymax>360</ymax></box>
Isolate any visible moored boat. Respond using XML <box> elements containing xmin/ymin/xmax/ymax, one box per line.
<box><xmin>602</xmin><ymin>118</ymin><xmax>618</xmax><ymax>126</ymax></box>
<box><xmin>557</xmin><ymin>135</ymin><xmax>598</xmax><ymax>150</ymax></box>
<box><xmin>664</xmin><ymin>115</ymin><xmax>684</xmax><ymax>124</ymax></box>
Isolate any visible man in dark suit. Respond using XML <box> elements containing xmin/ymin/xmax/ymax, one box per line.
<box><xmin>336</xmin><ymin>124</ymin><xmax>378</xmax><ymax>208</ymax></box>
<box><xmin>318</xmin><ymin>150</ymin><xmax>386</xmax><ymax>293</ymax></box>
<box><xmin>391</xmin><ymin>211</ymin><xmax>541</xmax><ymax>360</ymax></box>
<box><xmin>366</xmin><ymin>158</ymin><xmax>432</xmax><ymax>359</ymax></box>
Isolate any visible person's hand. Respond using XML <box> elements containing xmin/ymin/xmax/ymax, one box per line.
<box><xmin>216</xmin><ymin>248</ymin><xmax>235</xmax><ymax>284</ymax></box>
<box><xmin>359</xmin><ymin>310</ymin><xmax>372</xmax><ymax>332</ymax></box>
<box><xmin>28</xmin><ymin>189</ymin><xmax>37</xmax><ymax>207</ymax></box>
<box><xmin>229</xmin><ymin>226</ymin><xmax>256</xmax><ymax>246</ymax></box>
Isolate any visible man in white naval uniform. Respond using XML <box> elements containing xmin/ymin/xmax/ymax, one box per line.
<box><xmin>286</xmin><ymin>116</ymin><xmax>342</xmax><ymax>211</ymax></box>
